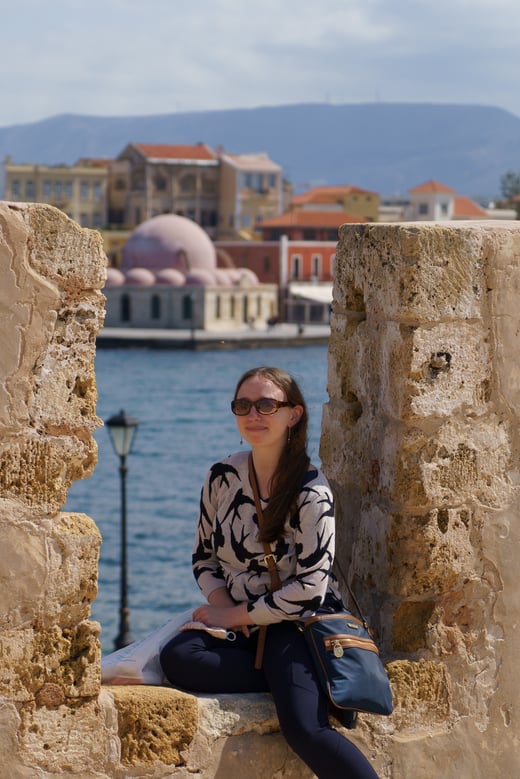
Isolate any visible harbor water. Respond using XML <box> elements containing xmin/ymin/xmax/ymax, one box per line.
<box><xmin>65</xmin><ymin>344</ymin><xmax>329</xmax><ymax>653</ymax></box>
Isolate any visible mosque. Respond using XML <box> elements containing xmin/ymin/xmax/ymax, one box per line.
<box><xmin>104</xmin><ymin>214</ymin><xmax>278</xmax><ymax>331</ymax></box>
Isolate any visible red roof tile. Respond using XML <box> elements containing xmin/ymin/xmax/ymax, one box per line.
<box><xmin>409</xmin><ymin>180</ymin><xmax>456</xmax><ymax>194</ymax></box>
<box><xmin>292</xmin><ymin>185</ymin><xmax>377</xmax><ymax>205</ymax></box>
<box><xmin>134</xmin><ymin>143</ymin><xmax>216</xmax><ymax>161</ymax></box>
<box><xmin>259</xmin><ymin>210</ymin><xmax>364</xmax><ymax>228</ymax></box>
<box><xmin>453</xmin><ymin>196</ymin><xmax>489</xmax><ymax>218</ymax></box>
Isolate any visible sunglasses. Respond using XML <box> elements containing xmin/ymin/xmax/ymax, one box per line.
<box><xmin>231</xmin><ymin>397</ymin><xmax>291</xmax><ymax>416</ymax></box>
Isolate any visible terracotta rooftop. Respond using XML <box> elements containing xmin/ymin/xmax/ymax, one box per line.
<box><xmin>133</xmin><ymin>143</ymin><xmax>216</xmax><ymax>161</ymax></box>
<box><xmin>453</xmin><ymin>196</ymin><xmax>489</xmax><ymax>218</ymax></box>
<box><xmin>259</xmin><ymin>210</ymin><xmax>364</xmax><ymax>228</ymax></box>
<box><xmin>409</xmin><ymin>180</ymin><xmax>457</xmax><ymax>195</ymax></box>
<box><xmin>292</xmin><ymin>185</ymin><xmax>378</xmax><ymax>205</ymax></box>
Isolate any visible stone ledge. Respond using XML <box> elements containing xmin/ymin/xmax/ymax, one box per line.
<box><xmin>103</xmin><ymin>685</ymin><xmax>316</xmax><ymax>778</ymax></box>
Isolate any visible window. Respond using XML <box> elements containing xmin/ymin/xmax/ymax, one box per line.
<box><xmin>121</xmin><ymin>294</ymin><xmax>131</xmax><ymax>322</ymax></box>
<box><xmin>268</xmin><ymin>174</ymin><xmax>276</xmax><ymax>188</ymax></box>
<box><xmin>114</xmin><ymin>178</ymin><xmax>126</xmax><ymax>190</ymax></box>
<box><xmin>242</xmin><ymin>296</ymin><xmax>249</xmax><ymax>323</ymax></box>
<box><xmin>80</xmin><ymin>213</ymin><xmax>89</xmax><ymax>227</ymax></box>
<box><xmin>440</xmin><ymin>202</ymin><xmax>449</xmax><ymax>215</ymax></box>
<box><xmin>215</xmin><ymin>295</ymin><xmax>221</xmax><ymax>319</ymax></box>
<box><xmin>80</xmin><ymin>181</ymin><xmax>89</xmax><ymax>200</ymax></box>
<box><xmin>11</xmin><ymin>180</ymin><xmax>20</xmax><ymax>197</ymax></box>
<box><xmin>311</xmin><ymin>253</ymin><xmax>322</xmax><ymax>279</ymax></box>
<box><xmin>154</xmin><ymin>176</ymin><xmax>166</xmax><ymax>191</ymax></box>
<box><xmin>256</xmin><ymin>295</ymin><xmax>262</xmax><ymax>316</ymax></box>
<box><xmin>291</xmin><ymin>254</ymin><xmax>302</xmax><ymax>280</ymax></box>
<box><xmin>418</xmin><ymin>203</ymin><xmax>428</xmax><ymax>215</ymax></box>
<box><xmin>93</xmin><ymin>212</ymin><xmax>102</xmax><ymax>228</ymax></box>
<box><xmin>25</xmin><ymin>180</ymin><xmax>34</xmax><ymax>199</ymax></box>
<box><xmin>180</xmin><ymin>175</ymin><xmax>196</xmax><ymax>192</ymax></box>
<box><xmin>43</xmin><ymin>181</ymin><xmax>52</xmax><ymax>197</ymax></box>
<box><xmin>93</xmin><ymin>181</ymin><xmax>102</xmax><ymax>201</ymax></box>
<box><xmin>182</xmin><ymin>294</ymin><xmax>193</xmax><ymax>320</ymax></box>
<box><xmin>230</xmin><ymin>295</ymin><xmax>236</xmax><ymax>318</ymax></box>
<box><xmin>151</xmin><ymin>295</ymin><xmax>161</xmax><ymax>319</ymax></box>
<box><xmin>64</xmin><ymin>181</ymin><xmax>73</xmax><ymax>198</ymax></box>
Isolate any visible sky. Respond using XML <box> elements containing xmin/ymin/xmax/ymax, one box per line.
<box><xmin>2</xmin><ymin>0</ymin><xmax>520</xmax><ymax>128</ymax></box>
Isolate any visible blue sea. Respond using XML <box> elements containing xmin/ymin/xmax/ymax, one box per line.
<box><xmin>65</xmin><ymin>344</ymin><xmax>329</xmax><ymax>653</ymax></box>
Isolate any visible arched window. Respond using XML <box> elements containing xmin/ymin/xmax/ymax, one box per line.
<box><xmin>151</xmin><ymin>294</ymin><xmax>161</xmax><ymax>320</ymax></box>
<box><xmin>215</xmin><ymin>295</ymin><xmax>221</xmax><ymax>319</ymax></box>
<box><xmin>121</xmin><ymin>293</ymin><xmax>131</xmax><ymax>322</ymax></box>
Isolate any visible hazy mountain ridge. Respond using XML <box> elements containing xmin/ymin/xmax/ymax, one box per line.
<box><xmin>1</xmin><ymin>102</ymin><xmax>519</xmax><ymax>198</ymax></box>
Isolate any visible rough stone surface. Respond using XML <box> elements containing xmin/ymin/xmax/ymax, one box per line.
<box><xmin>322</xmin><ymin>220</ymin><xmax>520</xmax><ymax>778</ymax></box>
<box><xmin>2</xmin><ymin>205</ymin><xmax>520</xmax><ymax>777</ymax></box>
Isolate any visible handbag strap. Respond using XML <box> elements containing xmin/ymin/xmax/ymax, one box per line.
<box><xmin>334</xmin><ymin>556</ymin><xmax>370</xmax><ymax>631</ymax></box>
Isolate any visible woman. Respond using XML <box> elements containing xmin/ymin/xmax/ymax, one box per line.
<box><xmin>160</xmin><ymin>366</ymin><xmax>380</xmax><ymax>779</ymax></box>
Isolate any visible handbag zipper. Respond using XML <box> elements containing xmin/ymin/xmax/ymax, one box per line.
<box><xmin>324</xmin><ymin>634</ymin><xmax>380</xmax><ymax>656</ymax></box>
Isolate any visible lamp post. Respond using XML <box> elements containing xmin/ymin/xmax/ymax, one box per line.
<box><xmin>105</xmin><ymin>409</ymin><xmax>140</xmax><ymax>650</ymax></box>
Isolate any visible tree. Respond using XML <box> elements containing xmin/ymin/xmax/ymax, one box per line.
<box><xmin>500</xmin><ymin>171</ymin><xmax>520</xmax><ymax>201</ymax></box>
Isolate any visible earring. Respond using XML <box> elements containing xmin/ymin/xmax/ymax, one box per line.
<box><xmin>287</xmin><ymin>427</ymin><xmax>291</xmax><ymax>444</ymax></box>
<box><xmin>240</xmin><ymin>436</ymin><xmax>243</xmax><ymax>445</ymax></box>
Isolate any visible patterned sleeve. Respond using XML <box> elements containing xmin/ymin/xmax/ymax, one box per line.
<box><xmin>191</xmin><ymin>461</ymin><xmax>237</xmax><ymax>599</ymax></box>
<box><xmin>247</xmin><ymin>474</ymin><xmax>336</xmax><ymax>625</ymax></box>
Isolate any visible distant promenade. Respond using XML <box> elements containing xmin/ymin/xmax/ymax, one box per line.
<box><xmin>96</xmin><ymin>323</ymin><xmax>330</xmax><ymax>350</ymax></box>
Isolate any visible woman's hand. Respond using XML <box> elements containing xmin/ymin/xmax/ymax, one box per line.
<box><xmin>192</xmin><ymin>602</ymin><xmax>254</xmax><ymax>637</ymax></box>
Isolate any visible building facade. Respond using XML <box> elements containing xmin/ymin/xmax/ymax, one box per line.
<box><xmin>1</xmin><ymin>156</ymin><xmax>109</xmax><ymax>228</ymax></box>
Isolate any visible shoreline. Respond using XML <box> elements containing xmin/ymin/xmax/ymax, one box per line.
<box><xmin>96</xmin><ymin>324</ymin><xmax>330</xmax><ymax>350</ymax></box>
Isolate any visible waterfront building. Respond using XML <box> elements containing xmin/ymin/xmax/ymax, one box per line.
<box><xmin>1</xmin><ymin>155</ymin><xmax>109</xmax><ymax>228</ymax></box>
<box><xmin>103</xmin><ymin>213</ymin><xmax>278</xmax><ymax>331</ymax></box>
<box><xmin>291</xmin><ymin>184</ymin><xmax>380</xmax><ymax>222</ymax></box>
<box><xmin>216</xmin><ymin>152</ymin><xmax>283</xmax><ymax>241</ymax></box>
<box><xmin>107</xmin><ymin>143</ymin><xmax>220</xmax><ymax>235</ymax></box>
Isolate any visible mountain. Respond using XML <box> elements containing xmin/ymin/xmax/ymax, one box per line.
<box><xmin>1</xmin><ymin>102</ymin><xmax>519</xmax><ymax>199</ymax></box>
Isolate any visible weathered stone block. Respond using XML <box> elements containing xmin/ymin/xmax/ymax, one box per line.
<box><xmin>0</xmin><ymin>512</ymin><xmax>101</xmax><ymax>630</ymax></box>
<box><xmin>0</xmin><ymin>621</ymin><xmax>100</xmax><ymax>701</ymax></box>
<box><xmin>335</xmin><ymin>222</ymin><xmax>487</xmax><ymax>323</ymax></box>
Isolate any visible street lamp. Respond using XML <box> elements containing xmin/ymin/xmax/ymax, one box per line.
<box><xmin>105</xmin><ymin>409</ymin><xmax>140</xmax><ymax>650</ymax></box>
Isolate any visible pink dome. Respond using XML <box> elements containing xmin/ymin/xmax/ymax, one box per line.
<box><xmin>214</xmin><ymin>268</ymin><xmax>235</xmax><ymax>286</ymax></box>
<box><xmin>121</xmin><ymin>214</ymin><xmax>216</xmax><ymax>272</ymax></box>
<box><xmin>105</xmin><ymin>268</ymin><xmax>126</xmax><ymax>287</ymax></box>
<box><xmin>237</xmin><ymin>268</ymin><xmax>260</xmax><ymax>285</ymax></box>
<box><xmin>124</xmin><ymin>268</ymin><xmax>156</xmax><ymax>286</ymax></box>
<box><xmin>155</xmin><ymin>268</ymin><xmax>186</xmax><ymax>286</ymax></box>
<box><xmin>185</xmin><ymin>269</ymin><xmax>218</xmax><ymax>286</ymax></box>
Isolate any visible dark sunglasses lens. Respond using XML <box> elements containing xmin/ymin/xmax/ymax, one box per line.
<box><xmin>231</xmin><ymin>399</ymin><xmax>251</xmax><ymax>415</ymax></box>
<box><xmin>256</xmin><ymin>399</ymin><xmax>279</xmax><ymax>414</ymax></box>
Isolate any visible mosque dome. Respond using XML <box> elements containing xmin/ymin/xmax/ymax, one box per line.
<box><xmin>155</xmin><ymin>268</ymin><xmax>186</xmax><ymax>286</ymax></box>
<box><xmin>105</xmin><ymin>268</ymin><xmax>126</xmax><ymax>287</ymax></box>
<box><xmin>125</xmin><ymin>268</ymin><xmax>156</xmax><ymax>286</ymax></box>
<box><xmin>185</xmin><ymin>269</ymin><xmax>218</xmax><ymax>286</ymax></box>
<box><xmin>214</xmin><ymin>268</ymin><xmax>235</xmax><ymax>286</ymax></box>
<box><xmin>121</xmin><ymin>214</ymin><xmax>216</xmax><ymax>273</ymax></box>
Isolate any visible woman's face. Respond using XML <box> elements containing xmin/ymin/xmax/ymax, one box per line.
<box><xmin>234</xmin><ymin>374</ymin><xmax>302</xmax><ymax>452</ymax></box>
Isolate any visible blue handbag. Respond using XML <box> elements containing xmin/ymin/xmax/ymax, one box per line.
<box><xmin>301</xmin><ymin>609</ymin><xmax>393</xmax><ymax>727</ymax></box>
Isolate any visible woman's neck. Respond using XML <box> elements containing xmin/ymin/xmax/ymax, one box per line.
<box><xmin>250</xmin><ymin>448</ymin><xmax>281</xmax><ymax>499</ymax></box>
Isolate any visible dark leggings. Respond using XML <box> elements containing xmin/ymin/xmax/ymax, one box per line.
<box><xmin>160</xmin><ymin>621</ymin><xmax>380</xmax><ymax>779</ymax></box>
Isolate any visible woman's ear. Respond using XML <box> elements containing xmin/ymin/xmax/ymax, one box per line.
<box><xmin>289</xmin><ymin>405</ymin><xmax>304</xmax><ymax>427</ymax></box>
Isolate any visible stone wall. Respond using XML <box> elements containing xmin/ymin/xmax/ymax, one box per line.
<box><xmin>2</xmin><ymin>205</ymin><xmax>519</xmax><ymax>777</ymax></box>
<box><xmin>321</xmin><ymin>221</ymin><xmax>520</xmax><ymax>777</ymax></box>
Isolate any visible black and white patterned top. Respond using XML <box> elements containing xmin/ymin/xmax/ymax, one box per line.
<box><xmin>192</xmin><ymin>450</ymin><xmax>340</xmax><ymax>625</ymax></box>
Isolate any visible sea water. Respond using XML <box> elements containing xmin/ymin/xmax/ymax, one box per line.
<box><xmin>65</xmin><ymin>345</ymin><xmax>329</xmax><ymax>652</ymax></box>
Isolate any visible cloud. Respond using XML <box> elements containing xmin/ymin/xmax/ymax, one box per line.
<box><xmin>1</xmin><ymin>0</ymin><xmax>520</xmax><ymax>126</ymax></box>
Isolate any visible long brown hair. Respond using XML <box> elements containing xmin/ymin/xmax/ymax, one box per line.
<box><xmin>233</xmin><ymin>366</ymin><xmax>310</xmax><ymax>542</ymax></box>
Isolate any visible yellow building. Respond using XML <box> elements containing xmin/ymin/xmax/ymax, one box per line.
<box><xmin>1</xmin><ymin>156</ymin><xmax>109</xmax><ymax>228</ymax></box>
<box><xmin>291</xmin><ymin>185</ymin><xmax>379</xmax><ymax>222</ymax></box>
<box><xmin>217</xmin><ymin>152</ymin><xmax>283</xmax><ymax>240</ymax></box>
